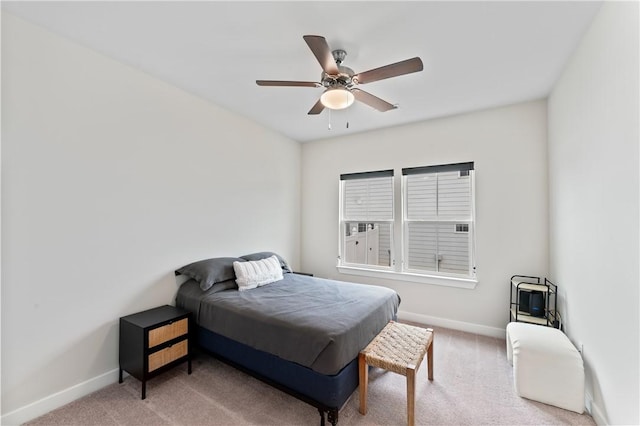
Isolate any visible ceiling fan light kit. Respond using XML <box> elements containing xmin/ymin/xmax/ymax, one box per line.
<box><xmin>320</xmin><ymin>87</ymin><xmax>355</xmax><ymax>110</ymax></box>
<box><xmin>256</xmin><ymin>35</ymin><xmax>423</xmax><ymax>115</ymax></box>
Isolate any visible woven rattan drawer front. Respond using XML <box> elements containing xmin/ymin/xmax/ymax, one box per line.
<box><xmin>148</xmin><ymin>318</ymin><xmax>188</xmax><ymax>348</ymax></box>
<box><xmin>148</xmin><ymin>340</ymin><xmax>188</xmax><ymax>372</ymax></box>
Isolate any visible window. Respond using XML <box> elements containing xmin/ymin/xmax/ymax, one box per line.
<box><xmin>402</xmin><ymin>162</ymin><xmax>475</xmax><ymax>277</ymax></box>
<box><xmin>338</xmin><ymin>162</ymin><xmax>476</xmax><ymax>286</ymax></box>
<box><xmin>339</xmin><ymin>170</ymin><xmax>394</xmax><ymax>268</ymax></box>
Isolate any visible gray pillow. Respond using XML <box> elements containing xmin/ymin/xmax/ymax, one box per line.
<box><xmin>175</xmin><ymin>257</ymin><xmax>245</xmax><ymax>291</ymax></box>
<box><xmin>208</xmin><ymin>279</ymin><xmax>238</xmax><ymax>293</ymax></box>
<box><xmin>239</xmin><ymin>252</ymin><xmax>292</xmax><ymax>273</ymax></box>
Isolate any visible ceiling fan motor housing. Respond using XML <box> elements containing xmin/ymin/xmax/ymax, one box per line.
<box><xmin>320</xmin><ymin>49</ymin><xmax>355</xmax><ymax>89</ymax></box>
<box><xmin>321</xmin><ymin>67</ymin><xmax>355</xmax><ymax>88</ymax></box>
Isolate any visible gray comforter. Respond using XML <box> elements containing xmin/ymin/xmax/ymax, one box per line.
<box><xmin>176</xmin><ymin>273</ymin><xmax>400</xmax><ymax>375</ymax></box>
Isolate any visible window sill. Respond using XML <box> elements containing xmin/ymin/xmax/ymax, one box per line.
<box><xmin>336</xmin><ymin>265</ymin><xmax>478</xmax><ymax>289</ymax></box>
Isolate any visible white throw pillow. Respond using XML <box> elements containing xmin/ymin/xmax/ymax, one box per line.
<box><xmin>233</xmin><ymin>255</ymin><xmax>283</xmax><ymax>291</ymax></box>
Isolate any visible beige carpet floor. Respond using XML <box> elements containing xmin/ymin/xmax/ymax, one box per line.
<box><xmin>26</xmin><ymin>325</ymin><xmax>596</xmax><ymax>426</ymax></box>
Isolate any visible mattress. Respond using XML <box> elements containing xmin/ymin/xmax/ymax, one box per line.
<box><xmin>176</xmin><ymin>272</ymin><xmax>400</xmax><ymax>375</ymax></box>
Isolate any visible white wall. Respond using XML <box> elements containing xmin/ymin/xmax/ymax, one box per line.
<box><xmin>301</xmin><ymin>100</ymin><xmax>549</xmax><ymax>334</ymax></box>
<box><xmin>548</xmin><ymin>2</ymin><xmax>639</xmax><ymax>425</ymax></box>
<box><xmin>1</xmin><ymin>13</ymin><xmax>300</xmax><ymax>422</ymax></box>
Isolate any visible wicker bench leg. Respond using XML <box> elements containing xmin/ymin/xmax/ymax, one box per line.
<box><xmin>406</xmin><ymin>367</ymin><xmax>416</xmax><ymax>426</ymax></box>
<box><xmin>427</xmin><ymin>331</ymin><xmax>434</xmax><ymax>381</ymax></box>
<box><xmin>358</xmin><ymin>352</ymin><xmax>368</xmax><ymax>415</ymax></box>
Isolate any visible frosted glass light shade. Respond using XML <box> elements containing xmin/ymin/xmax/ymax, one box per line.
<box><xmin>320</xmin><ymin>87</ymin><xmax>355</xmax><ymax>110</ymax></box>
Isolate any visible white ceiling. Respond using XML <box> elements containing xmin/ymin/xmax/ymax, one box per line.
<box><xmin>2</xmin><ymin>1</ymin><xmax>602</xmax><ymax>142</ymax></box>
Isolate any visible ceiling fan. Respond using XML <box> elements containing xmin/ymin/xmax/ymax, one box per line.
<box><xmin>256</xmin><ymin>35</ymin><xmax>424</xmax><ymax>115</ymax></box>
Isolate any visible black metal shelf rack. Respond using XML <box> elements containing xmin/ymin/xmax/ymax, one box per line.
<box><xmin>510</xmin><ymin>275</ymin><xmax>559</xmax><ymax>328</ymax></box>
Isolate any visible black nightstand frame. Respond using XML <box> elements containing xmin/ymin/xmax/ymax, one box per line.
<box><xmin>119</xmin><ymin>305</ymin><xmax>192</xmax><ymax>399</ymax></box>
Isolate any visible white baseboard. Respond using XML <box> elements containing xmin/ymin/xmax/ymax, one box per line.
<box><xmin>1</xmin><ymin>368</ymin><xmax>120</xmax><ymax>426</ymax></box>
<box><xmin>398</xmin><ymin>310</ymin><xmax>506</xmax><ymax>339</ymax></box>
<box><xmin>585</xmin><ymin>390</ymin><xmax>608</xmax><ymax>425</ymax></box>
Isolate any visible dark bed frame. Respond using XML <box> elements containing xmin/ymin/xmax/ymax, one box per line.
<box><xmin>197</xmin><ymin>326</ymin><xmax>360</xmax><ymax>426</ymax></box>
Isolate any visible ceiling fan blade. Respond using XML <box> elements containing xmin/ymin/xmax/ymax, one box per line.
<box><xmin>256</xmin><ymin>80</ymin><xmax>320</xmax><ymax>87</ymax></box>
<box><xmin>352</xmin><ymin>88</ymin><xmax>397</xmax><ymax>112</ymax></box>
<box><xmin>303</xmin><ymin>35</ymin><xmax>339</xmax><ymax>75</ymax></box>
<box><xmin>354</xmin><ymin>57</ymin><xmax>424</xmax><ymax>85</ymax></box>
<box><xmin>308</xmin><ymin>98</ymin><xmax>325</xmax><ymax>115</ymax></box>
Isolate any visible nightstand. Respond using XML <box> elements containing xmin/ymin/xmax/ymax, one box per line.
<box><xmin>119</xmin><ymin>305</ymin><xmax>192</xmax><ymax>399</ymax></box>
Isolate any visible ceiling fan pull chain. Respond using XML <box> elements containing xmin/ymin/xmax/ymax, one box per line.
<box><xmin>328</xmin><ymin>109</ymin><xmax>332</xmax><ymax>130</ymax></box>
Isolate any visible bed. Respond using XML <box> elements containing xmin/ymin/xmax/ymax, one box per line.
<box><xmin>174</xmin><ymin>252</ymin><xmax>400</xmax><ymax>425</ymax></box>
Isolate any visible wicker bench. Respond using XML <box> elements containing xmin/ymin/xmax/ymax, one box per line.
<box><xmin>359</xmin><ymin>321</ymin><xmax>434</xmax><ymax>426</ymax></box>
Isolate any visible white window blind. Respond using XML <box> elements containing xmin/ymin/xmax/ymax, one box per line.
<box><xmin>342</xmin><ymin>173</ymin><xmax>393</xmax><ymax>221</ymax></box>
<box><xmin>403</xmin><ymin>162</ymin><xmax>475</xmax><ymax>277</ymax></box>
